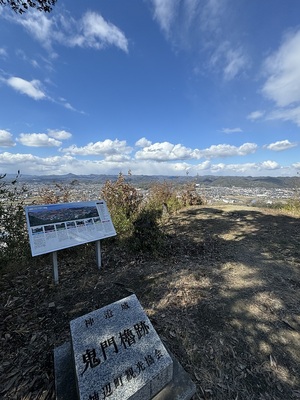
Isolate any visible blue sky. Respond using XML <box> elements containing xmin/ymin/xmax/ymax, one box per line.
<box><xmin>0</xmin><ymin>0</ymin><xmax>300</xmax><ymax>177</ymax></box>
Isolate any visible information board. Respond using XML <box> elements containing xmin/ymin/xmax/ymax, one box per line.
<box><xmin>25</xmin><ymin>200</ymin><xmax>116</xmax><ymax>256</ymax></box>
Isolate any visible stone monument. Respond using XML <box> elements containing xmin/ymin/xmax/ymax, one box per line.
<box><xmin>70</xmin><ymin>294</ymin><xmax>173</xmax><ymax>400</ymax></box>
<box><xmin>54</xmin><ymin>294</ymin><xmax>196</xmax><ymax>400</ymax></box>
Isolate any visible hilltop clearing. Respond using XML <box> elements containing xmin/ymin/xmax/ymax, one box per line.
<box><xmin>1</xmin><ymin>205</ymin><xmax>300</xmax><ymax>399</ymax></box>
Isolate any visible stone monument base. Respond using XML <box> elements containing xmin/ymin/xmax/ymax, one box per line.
<box><xmin>54</xmin><ymin>342</ymin><xmax>196</xmax><ymax>400</ymax></box>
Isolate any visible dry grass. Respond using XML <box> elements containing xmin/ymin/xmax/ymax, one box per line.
<box><xmin>1</xmin><ymin>204</ymin><xmax>300</xmax><ymax>399</ymax></box>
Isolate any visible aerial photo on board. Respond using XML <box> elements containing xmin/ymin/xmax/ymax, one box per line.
<box><xmin>27</xmin><ymin>204</ymin><xmax>99</xmax><ymax>227</ymax></box>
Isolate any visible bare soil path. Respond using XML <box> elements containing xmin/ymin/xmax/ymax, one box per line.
<box><xmin>1</xmin><ymin>205</ymin><xmax>300</xmax><ymax>399</ymax></box>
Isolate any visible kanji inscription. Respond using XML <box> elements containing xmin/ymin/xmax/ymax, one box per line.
<box><xmin>70</xmin><ymin>294</ymin><xmax>173</xmax><ymax>400</ymax></box>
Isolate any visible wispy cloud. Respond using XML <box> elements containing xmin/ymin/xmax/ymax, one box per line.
<box><xmin>6</xmin><ymin>77</ymin><xmax>46</xmax><ymax>100</ymax></box>
<box><xmin>247</xmin><ymin>110</ymin><xmax>265</xmax><ymax>120</ymax></box>
<box><xmin>210</xmin><ymin>41</ymin><xmax>249</xmax><ymax>80</ymax></box>
<box><xmin>0</xmin><ymin>48</ymin><xmax>8</xmax><ymax>59</ymax></box>
<box><xmin>264</xmin><ymin>140</ymin><xmax>297</xmax><ymax>152</ymax></box>
<box><xmin>4</xmin><ymin>10</ymin><xmax>129</xmax><ymax>55</ymax></box>
<box><xmin>151</xmin><ymin>0</ymin><xmax>180</xmax><ymax>36</ymax></box>
<box><xmin>16</xmin><ymin>49</ymin><xmax>40</xmax><ymax>68</ymax></box>
<box><xmin>266</xmin><ymin>106</ymin><xmax>300</xmax><ymax>127</ymax></box>
<box><xmin>3</xmin><ymin>74</ymin><xmax>81</xmax><ymax>111</ymax></box>
<box><xmin>13</xmin><ymin>12</ymin><xmax>54</xmax><ymax>54</ymax></box>
<box><xmin>200</xmin><ymin>0</ymin><xmax>225</xmax><ymax>33</ymax></box>
<box><xmin>66</xmin><ymin>11</ymin><xmax>129</xmax><ymax>52</ymax></box>
<box><xmin>150</xmin><ymin>0</ymin><xmax>248</xmax><ymax>80</ymax></box>
<box><xmin>223</xmin><ymin>47</ymin><xmax>248</xmax><ymax>80</ymax></box>
<box><xmin>220</xmin><ymin>127</ymin><xmax>243</xmax><ymax>134</ymax></box>
<box><xmin>239</xmin><ymin>29</ymin><xmax>300</xmax><ymax>129</ymax></box>
<box><xmin>262</xmin><ymin>29</ymin><xmax>300</xmax><ymax>107</ymax></box>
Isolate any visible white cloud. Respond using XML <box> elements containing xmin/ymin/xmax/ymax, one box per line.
<box><xmin>14</xmin><ymin>12</ymin><xmax>54</xmax><ymax>53</ymax></box>
<box><xmin>150</xmin><ymin>0</ymin><xmax>180</xmax><ymax>36</ymax></box>
<box><xmin>150</xmin><ymin>1</ymin><xmax>248</xmax><ymax>80</ymax></box>
<box><xmin>0</xmin><ymin>130</ymin><xmax>15</xmax><ymax>147</ymax></box>
<box><xmin>247</xmin><ymin>110</ymin><xmax>265</xmax><ymax>120</ymax></box>
<box><xmin>210</xmin><ymin>41</ymin><xmax>248</xmax><ymax>81</ymax></box>
<box><xmin>0</xmin><ymin>150</ymin><xmax>296</xmax><ymax>177</ymax></box>
<box><xmin>71</xmin><ymin>11</ymin><xmax>128</xmax><ymax>52</ymax></box>
<box><xmin>293</xmin><ymin>162</ymin><xmax>300</xmax><ymax>170</ymax></box>
<box><xmin>210</xmin><ymin>160</ymin><xmax>281</xmax><ymax>174</ymax></box>
<box><xmin>194</xmin><ymin>160</ymin><xmax>211</xmax><ymax>171</ymax></box>
<box><xmin>200</xmin><ymin>0</ymin><xmax>225</xmax><ymax>32</ymax></box>
<box><xmin>104</xmin><ymin>154</ymin><xmax>132</xmax><ymax>162</ymax></box>
<box><xmin>63</xmin><ymin>102</ymin><xmax>76</xmax><ymax>111</ymax></box>
<box><xmin>16</xmin><ymin>49</ymin><xmax>40</xmax><ymax>68</ymax></box>
<box><xmin>221</xmin><ymin>127</ymin><xmax>243</xmax><ymax>134</ymax></box>
<box><xmin>47</xmin><ymin>129</ymin><xmax>72</xmax><ymax>140</ymax></box>
<box><xmin>135</xmin><ymin>141</ymin><xmax>200</xmax><ymax>161</ymax></box>
<box><xmin>223</xmin><ymin>47</ymin><xmax>248</xmax><ymax>81</ymax></box>
<box><xmin>265</xmin><ymin>140</ymin><xmax>297</xmax><ymax>152</ymax></box>
<box><xmin>260</xmin><ymin>160</ymin><xmax>281</xmax><ymax>170</ymax></box>
<box><xmin>18</xmin><ymin>133</ymin><xmax>61</xmax><ymax>147</ymax></box>
<box><xmin>0</xmin><ymin>152</ymin><xmax>76</xmax><ymax>173</ymax></box>
<box><xmin>0</xmin><ymin>152</ymin><xmax>37</xmax><ymax>165</ymax></box>
<box><xmin>61</xmin><ymin>139</ymin><xmax>132</xmax><ymax>156</ymax></box>
<box><xmin>201</xmin><ymin>143</ymin><xmax>257</xmax><ymax>158</ymax></box>
<box><xmin>0</xmin><ymin>48</ymin><xmax>7</xmax><ymax>58</ymax></box>
<box><xmin>262</xmin><ymin>29</ymin><xmax>300</xmax><ymax>107</ymax></box>
<box><xmin>135</xmin><ymin>137</ymin><xmax>152</xmax><ymax>147</ymax></box>
<box><xmin>6</xmin><ymin>77</ymin><xmax>46</xmax><ymax>100</ymax></box>
<box><xmin>134</xmin><ymin>140</ymin><xmax>258</xmax><ymax>161</ymax></box>
<box><xmin>266</xmin><ymin>106</ymin><xmax>300</xmax><ymax>127</ymax></box>
<box><xmin>8</xmin><ymin>10</ymin><xmax>129</xmax><ymax>54</ymax></box>
<box><xmin>4</xmin><ymin>76</ymin><xmax>79</xmax><ymax>111</ymax></box>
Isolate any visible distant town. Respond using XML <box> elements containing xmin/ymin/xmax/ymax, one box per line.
<box><xmin>5</xmin><ymin>173</ymin><xmax>298</xmax><ymax>207</ymax></box>
<box><xmin>27</xmin><ymin>206</ymin><xmax>99</xmax><ymax>227</ymax></box>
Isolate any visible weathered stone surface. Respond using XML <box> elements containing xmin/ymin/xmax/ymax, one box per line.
<box><xmin>70</xmin><ymin>294</ymin><xmax>173</xmax><ymax>400</ymax></box>
<box><xmin>54</xmin><ymin>342</ymin><xmax>196</xmax><ymax>400</ymax></box>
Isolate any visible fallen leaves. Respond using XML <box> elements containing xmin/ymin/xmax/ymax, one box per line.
<box><xmin>1</xmin><ymin>204</ymin><xmax>300</xmax><ymax>399</ymax></box>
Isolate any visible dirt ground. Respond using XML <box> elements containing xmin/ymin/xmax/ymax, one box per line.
<box><xmin>1</xmin><ymin>204</ymin><xmax>300</xmax><ymax>399</ymax></box>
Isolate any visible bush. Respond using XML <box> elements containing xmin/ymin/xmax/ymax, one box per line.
<box><xmin>146</xmin><ymin>181</ymin><xmax>182</xmax><ymax>214</ymax></box>
<box><xmin>180</xmin><ymin>182</ymin><xmax>204</xmax><ymax>206</ymax></box>
<box><xmin>281</xmin><ymin>198</ymin><xmax>300</xmax><ymax>215</ymax></box>
<box><xmin>38</xmin><ymin>182</ymin><xmax>76</xmax><ymax>204</ymax></box>
<box><xmin>131</xmin><ymin>208</ymin><xmax>164</xmax><ymax>253</ymax></box>
<box><xmin>100</xmin><ymin>173</ymin><xmax>143</xmax><ymax>237</ymax></box>
<box><xmin>0</xmin><ymin>172</ymin><xmax>30</xmax><ymax>266</ymax></box>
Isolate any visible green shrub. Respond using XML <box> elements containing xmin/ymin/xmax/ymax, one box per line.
<box><xmin>100</xmin><ymin>173</ymin><xmax>143</xmax><ymax>237</ymax></box>
<box><xmin>131</xmin><ymin>208</ymin><xmax>164</xmax><ymax>254</ymax></box>
<box><xmin>281</xmin><ymin>198</ymin><xmax>300</xmax><ymax>215</ymax></box>
<box><xmin>0</xmin><ymin>172</ymin><xmax>30</xmax><ymax>267</ymax></box>
<box><xmin>146</xmin><ymin>181</ymin><xmax>182</xmax><ymax>213</ymax></box>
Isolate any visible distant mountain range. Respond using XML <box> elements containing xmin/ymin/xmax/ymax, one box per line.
<box><xmin>2</xmin><ymin>173</ymin><xmax>300</xmax><ymax>189</ymax></box>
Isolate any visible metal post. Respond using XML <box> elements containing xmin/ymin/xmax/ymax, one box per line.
<box><xmin>52</xmin><ymin>251</ymin><xmax>59</xmax><ymax>284</ymax></box>
<box><xmin>96</xmin><ymin>240</ymin><xmax>101</xmax><ymax>269</ymax></box>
